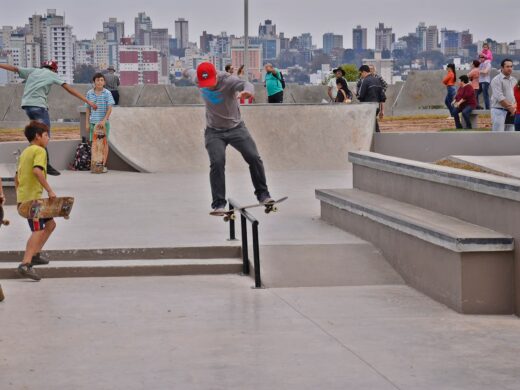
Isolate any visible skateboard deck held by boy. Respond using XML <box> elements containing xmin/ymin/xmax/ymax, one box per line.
<box><xmin>211</xmin><ymin>197</ymin><xmax>288</xmax><ymax>222</ymax></box>
<box><xmin>18</xmin><ymin>197</ymin><xmax>74</xmax><ymax>220</ymax></box>
<box><xmin>0</xmin><ymin>206</ymin><xmax>9</xmax><ymax>227</ymax></box>
<box><xmin>91</xmin><ymin>124</ymin><xmax>106</xmax><ymax>174</ymax></box>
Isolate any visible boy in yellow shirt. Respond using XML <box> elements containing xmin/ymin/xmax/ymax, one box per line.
<box><xmin>16</xmin><ymin>121</ymin><xmax>57</xmax><ymax>281</ymax></box>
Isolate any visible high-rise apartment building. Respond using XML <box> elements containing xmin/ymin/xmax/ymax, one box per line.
<box><xmin>440</xmin><ymin>28</ymin><xmax>461</xmax><ymax>56</ymax></box>
<box><xmin>151</xmin><ymin>28</ymin><xmax>170</xmax><ymax>82</ymax></box>
<box><xmin>134</xmin><ymin>12</ymin><xmax>152</xmax><ymax>46</ymax></box>
<box><xmin>103</xmin><ymin>17</ymin><xmax>124</xmax><ymax>69</ymax></box>
<box><xmin>92</xmin><ymin>31</ymin><xmax>109</xmax><ymax>70</ymax></box>
<box><xmin>375</xmin><ymin>23</ymin><xmax>395</xmax><ymax>51</ymax></box>
<box><xmin>259</xmin><ymin>20</ymin><xmax>276</xmax><ymax>38</ymax></box>
<box><xmin>323</xmin><ymin>33</ymin><xmax>343</xmax><ymax>55</ymax></box>
<box><xmin>47</xmin><ymin>24</ymin><xmax>74</xmax><ymax>84</ymax></box>
<box><xmin>353</xmin><ymin>25</ymin><xmax>367</xmax><ymax>52</ymax></box>
<box><xmin>425</xmin><ymin>25</ymin><xmax>439</xmax><ymax>51</ymax></box>
<box><xmin>175</xmin><ymin>18</ymin><xmax>189</xmax><ymax>49</ymax></box>
<box><xmin>119</xmin><ymin>44</ymin><xmax>159</xmax><ymax>85</ymax></box>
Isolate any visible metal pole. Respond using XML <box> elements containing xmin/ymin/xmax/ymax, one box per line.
<box><xmin>252</xmin><ymin>222</ymin><xmax>261</xmax><ymax>288</ymax></box>
<box><xmin>228</xmin><ymin>204</ymin><xmax>236</xmax><ymax>241</ymax></box>
<box><xmin>244</xmin><ymin>0</ymin><xmax>249</xmax><ymax>81</ymax></box>
<box><xmin>241</xmin><ymin>215</ymin><xmax>250</xmax><ymax>275</ymax></box>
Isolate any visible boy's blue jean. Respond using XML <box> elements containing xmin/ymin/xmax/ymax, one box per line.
<box><xmin>23</xmin><ymin>106</ymin><xmax>51</xmax><ymax>137</ymax></box>
<box><xmin>515</xmin><ymin>114</ymin><xmax>520</xmax><ymax>131</ymax></box>
<box><xmin>445</xmin><ymin>86</ymin><xmax>456</xmax><ymax>116</ymax></box>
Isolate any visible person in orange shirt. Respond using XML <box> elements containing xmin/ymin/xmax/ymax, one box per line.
<box><xmin>443</xmin><ymin>63</ymin><xmax>457</xmax><ymax>118</ymax></box>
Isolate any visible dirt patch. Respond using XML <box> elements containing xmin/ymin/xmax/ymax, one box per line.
<box><xmin>436</xmin><ymin>159</ymin><xmax>488</xmax><ymax>173</ymax></box>
<box><xmin>380</xmin><ymin>115</ymin><xmax>492</xmax><ymax>132</ymax></box>
<box><xmin>0</xmin><ymin>127</ymin><xmax>80</xmax><ymax>142</ymax></box>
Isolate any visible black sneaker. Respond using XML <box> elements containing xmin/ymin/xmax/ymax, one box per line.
<box><xmin>47</xmin><ymin>164</ymin><xmax>61</xmax><ymax>176</ymax></box>
<box><xmin>31</xmin><ymin>253</ymin><xmax>50</xmax><ymax>266</ymax></box>
<box><xmin>17</xmin><ymin>264</ymin><xmax>42</xmax><ymax>281</ymax></box>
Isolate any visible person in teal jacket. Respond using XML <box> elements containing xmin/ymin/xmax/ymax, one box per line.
<box><xmin>264</xmin><ymin>63</ymin><xmax>284</xmax><ymax>103</ymax></box>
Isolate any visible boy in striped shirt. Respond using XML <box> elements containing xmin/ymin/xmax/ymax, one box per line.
<box><xmin>85</xmin><ymin>73</ymin><xmax>115</xmax><ymax>173</ymax></box>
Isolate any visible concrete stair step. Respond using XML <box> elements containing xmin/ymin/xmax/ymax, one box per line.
<box><xmin>0</xmin><ymin>258</ymin><xmax>242</xmax><ymax>279</ymax></box>
<box><xmin>316</xmin><ymin>188</ymin><xmax>513</xmax><ymax>253</ymax></box>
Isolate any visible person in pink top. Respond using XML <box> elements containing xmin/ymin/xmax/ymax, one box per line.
<box><xmin>468</xmin><ymin>60</ymin><xmax>481</xmax><ymax>102</ymax></box>
<box><xmin>481</xmin><ymin>42</ymin><xmax>493</xmax><ymax>62</ymax></box>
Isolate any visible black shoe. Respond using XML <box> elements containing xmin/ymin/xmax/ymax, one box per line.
<box><xmin>17</xmin><ymin>264</ymin><xmax>42</xmax><ymax>281</ymax></box>
<box><xmin>47</xmin><ymin>164</ymin><xmax>61</xmax><ymax>176</ymax></box>
<box><xmin>31</xmin><ymin>253</ymin><xmax>50</xmax><ymax>266</ymax></box>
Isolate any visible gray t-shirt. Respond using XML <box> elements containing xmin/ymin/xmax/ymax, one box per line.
<box><xmin>490</xmin><ymin>72</ymin><xmax>517</xmax><ymax>109</ymax></box>
<box><xmin>104</xmin><ymin>72</ymin><xmax>120</xmax><ymax>91</ymax></box>
<box><xmin>191</xmin><ymin>70</ymin><xmax>254</xmax><ymax>130</ymax></box>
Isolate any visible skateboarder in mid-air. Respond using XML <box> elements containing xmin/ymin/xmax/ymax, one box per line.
<box><xmin>186</xmin><ymin>62</ymin><xmax>274</xmax><ymax>215</ymax></box>
<box><xmin>15</xmin><ymin>121</ymin><xmax>58</xmax><ymax>281</ymax></box>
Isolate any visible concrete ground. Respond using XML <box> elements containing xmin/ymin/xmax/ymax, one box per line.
<box><xmin>1</xmin><ymin>275</ymin><xmax>519</xmax><ymax>390</ymax></box>
<box><xmin>0</xmin><ymin>169</ymin><xmax>358</xmax><ymax>252</ymax></box>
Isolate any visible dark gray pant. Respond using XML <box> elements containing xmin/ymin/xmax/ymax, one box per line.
<box><xmin>205</xmin><ymin>122</ymin><xmax>270</xmax><ymax>209</ymax></box>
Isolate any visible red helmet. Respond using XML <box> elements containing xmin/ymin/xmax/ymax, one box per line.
<box><xmin>42</xmin><ymin>60</ymin><xmax>58</xmax><ymax>72</ymax></box>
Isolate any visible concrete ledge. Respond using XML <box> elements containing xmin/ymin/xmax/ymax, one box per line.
<box><xmin>373</xmin><ymin>132</ymin><xmax>520</xmax><ymax>162</ymax></box>
<box><xmin>0</xmin><ymin>258</ymin><xmax>242</xmax><ymax>279</ymax></box>
<box><xmin>0</xmin><ymin>245</ymin><xmax>241</xmax><ymax>262</ymax></box>
<box><xmin>349</xmin><ymin>151</ymin><xmax>520</xmax><ymax>202</ymax></box>
<box><xmin>316</xmin><ymin>189</ymin><xmax>514</xmax><ymax>252</ymax></box>
<box><xmin>318</xmin><ymin>199</ymin><xmax>515</xmax><ymax>314</ymax></box>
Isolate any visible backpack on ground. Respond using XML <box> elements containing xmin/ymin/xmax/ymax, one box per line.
<box><xmin>70</xmin><ymin>137</ymin><xmax>91</xmax><ymax>171</ymax></box>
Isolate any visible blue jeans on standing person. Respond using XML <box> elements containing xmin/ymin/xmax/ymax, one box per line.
<box><xmin>454</xmin><ymin>106</ymin><xmax>474</xmax><ymax>129</ymax></box>
<box><xmin>445</xmin><ymin>86</ymin><xmax>456</xmax><ymax>116</ymax></box>
<box><xmin>515</xmin><ymin>114</ymin><xmax>520</xmax><ymax>131</ymax></box>
<box><xmin>23</xmin><ymin>106</ymin><xmax>51</xmax><ymax>137</ymax></box>
<box><xmin>477</xmin><ymin>82</ymin><xmax>490</xmax><ymax>109</ymax></box>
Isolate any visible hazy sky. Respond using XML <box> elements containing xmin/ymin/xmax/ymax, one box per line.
<box><xmin>1</xmin><ymin>0</ymin><xmax>519</xmax><ymax>47</ymax></box>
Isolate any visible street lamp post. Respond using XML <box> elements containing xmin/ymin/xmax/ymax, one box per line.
<box><xmin>244</xmin><ymin>0</ymin><xmax>249</xmax><ymax>81</ymax></box>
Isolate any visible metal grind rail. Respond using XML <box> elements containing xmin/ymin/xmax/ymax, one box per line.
<box><xmin>227</xmin><ymin>198</ymin><xmax>262</xmax><ymax>289</ymax></box>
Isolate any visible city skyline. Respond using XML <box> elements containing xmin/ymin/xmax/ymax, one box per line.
<box><xmin>0</xmin><ymin>0</ymin><xmax>519</xmax><ymax>47</ymax></box>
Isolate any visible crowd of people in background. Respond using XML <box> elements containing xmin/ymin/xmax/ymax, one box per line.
<box><xmin>443</xmin><ymin>44</ymin><xmax>518</xmax><ymax>131</ymax></box>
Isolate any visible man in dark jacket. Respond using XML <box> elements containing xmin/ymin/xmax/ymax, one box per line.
<box><xmin>357</xmin><ymin>65</ymin><xmax>386</xmax><ymax>132</ymax></box>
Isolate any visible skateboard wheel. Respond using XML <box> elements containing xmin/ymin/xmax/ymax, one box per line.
<box><xmin>264</xmin><ymin>208</ymin><xmax>270</xmax><ymax>214</ymax></box>
<box><xmin>224</xmin><ymin>216</ymin><xmax>230</xmax><ymax>222</ymax></box>
<box><xmin>272</xmin><ymin>206</ymin><xmax>278</xmax><ymax>212</ymax></box>
<box><xmin>230</xmin><ymin>214</ymin><xmax>236</xmax><ymax>221</ymax></box>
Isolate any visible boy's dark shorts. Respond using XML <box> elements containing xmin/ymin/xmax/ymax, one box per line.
<box><xmin>27</xmin><ymin>218</ymin><xmax>53</xmax><ymax>232</ymax></box>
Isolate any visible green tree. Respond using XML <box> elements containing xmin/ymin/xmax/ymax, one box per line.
<box><xmin>339</xmin><ymin>64</ymin><xmax>359</xmax><ymax>82</ymax></box>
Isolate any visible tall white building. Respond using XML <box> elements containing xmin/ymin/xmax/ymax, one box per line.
<box><xmin>375</xmin><ymin>23</ymin><xmax>395</xmax><ymax>52</ymax></box>
<box><xmin>46</xmin><ymin>24</ymin><xmax>74</xmax><ymax>84</ymax></box>
<box><xmin>175</xmin><ymin>18</ymin><xmax>189</xmax><ymax>49</ymax></box>
<box><xmin>92</xmin><ymin>31</ymin><xmax>109</xmax><ymax>70</ymax></box>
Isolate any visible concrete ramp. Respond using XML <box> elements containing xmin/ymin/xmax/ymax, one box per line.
<box><xmin>109</xmin><ymin>104</ymin><xmax>376</xmax><ymax>173</ymax></box>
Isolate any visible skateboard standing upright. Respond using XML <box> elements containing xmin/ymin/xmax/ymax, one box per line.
<box><xmin>0</xmin><ymin>205</ymin><xmax>9</xmax><ymax>302</ymax></box>
<box><xmin>91</xmin><ymin>124</ymin><xmax>106</xmax><ymax>174</ymax></box>
<box><xmin>17</xmin><ymin>197</ymin><xmax>75</xmax><ymax>219</ymax></box>
<box><xmin>211</xmin><ymin>197</ymin><xmax>288</xmax><ymax>222</ymax></box>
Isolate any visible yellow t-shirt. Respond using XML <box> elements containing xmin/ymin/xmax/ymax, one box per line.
<box><xmin>16</xmin><ymin>145</ymin><xmax>47</xmax><ymax>203</ymax></box>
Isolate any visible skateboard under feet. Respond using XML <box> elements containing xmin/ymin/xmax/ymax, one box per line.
<box><xmin>211</xmin><ymin>197</ymin><xmax>288</xmax><ymax>222</ymax></box>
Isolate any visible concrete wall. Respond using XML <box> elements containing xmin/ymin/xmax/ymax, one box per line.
<box><xmin>374</xmin><ymin>132</ymin><xmax>520</xmax><ymax>162</ymax></box>
<box><xmin>108</xmin><ymin>104</ymin><xmax>377</xmax><ymax>173</ymax></box>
